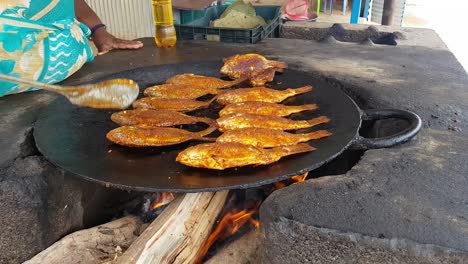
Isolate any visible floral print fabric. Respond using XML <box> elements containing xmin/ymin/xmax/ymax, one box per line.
<box><xmin>0</xmin><ymin>0</ymin><xmax>94</xmax><ymax>96</ymax></box>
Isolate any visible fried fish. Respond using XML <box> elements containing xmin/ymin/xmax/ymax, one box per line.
<box><xmin>220</xmin><ymin>54</ymin><xmax>287</xmax><ymax>86</ymax></box>
<box><xmin>247</xmin><ymin>68</ymin><xmax>277</xmax><ymax>87</ymax></box>
<box><xmin>216</xmin><ymin>128</ymin><xmax>332</xmax><ymax>148</ymax></box>
<box><xmin>106</xmin><ymin>125</ymin><xmax>216</xmax><ymax>147</ymax></box>
<box><xmin>217</xmin><ymin>113</ymin><xmax>330</xmax><ymax>131</ymax></box>
<box><xmin>166</xmin><ymin>73</ymin><xmax>244</xmax><ymax>89</ymax></box>
<box><xmin>219</xmin><ymin>101</ymin><xmax>317</xmax><ymax>117</ymax></box>
<box><xmin>132</xmin><ymin>97</ymin><xmax>215</xmax><ymax>112</ymax></box>
<box><xmin>111</xmin><ymin>108</ymin><xmax>214</xmax><ymax>126</ymax></box>
<box><xmin>143</xmin><ymin>84</ymin><xmax>219</xmax><ymax>99</ymax></box>
<box><xmin>176</xmin><ymin>142</ymin><xmax>314</xmax><ymax>170</ymax></box>
<box><xmin>216</xmin><ymin>86</ymin><xmax>312</xmax><ymax>105</ymax></box>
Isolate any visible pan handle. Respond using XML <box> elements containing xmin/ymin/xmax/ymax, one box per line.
<box><xmin>352</xmin><ymin>109</ymin><xmax>422</xmax><ymax>150</ymax></box>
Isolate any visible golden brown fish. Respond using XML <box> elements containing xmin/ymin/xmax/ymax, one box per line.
<box><xmin>143</xmin><ymin>84</ymin><xmax>219</xmax><ymax>99</ymax></box>
<box><xmin>111</xmin><ymin>108</ymin><xmax>214</xmax><ymax>126</ymax></box>
<box><xmin>176</xmin><ymin>142</ymin><xmax>314</xmax><ymax>170</ymax></box>
<box><xmin>216</xmin><ymin>128</ymin><xmax>332</xmax><ymax>148</ymax></box>
<box><xmin>217</xmin><ymin>113</ymin><xmax>330</xmax><ymax>131</ymax></box>
<box><xmin>247</xmin><ymin>68</ymin><xmax>277</xmax><ymax>87</ymax></box>
<box><xmin>216</xmin><ymin>86</ymin><xmax>312</xmax><ymax>105</ymax></box>
<box><xmin>219</xmin><ymin>101</ymin><xmax>318</xmax><ymax>117</ymax></box>
<box><xmin>132</xmin><ymin>97</ymin><xmax>215</xmax><ymax>112</ymax></box>
<box><xmin>165</xmin><ymin>73</ymin><xmax>244</xmax><ymax>89</ymax></box>
<box><xmin>220</xmin><ymin>54</ymin><xmax>287</xmax><ymax>86</ymax></box>
<box><xmin>106</xmin><ymin>125</ymin><xmax>216</xmax><ymax>147</ymax></box>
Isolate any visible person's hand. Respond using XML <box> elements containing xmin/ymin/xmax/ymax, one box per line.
<box><xmin>92</xmin><ymin>29</ymin><xmax>143</xmax><ymax>55</ymax></box>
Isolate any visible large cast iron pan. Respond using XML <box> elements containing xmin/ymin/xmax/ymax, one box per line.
<box><xmin>34</xmin><ymin>61</ymin><xmax>421</xmax><ymax>192</ymax></box>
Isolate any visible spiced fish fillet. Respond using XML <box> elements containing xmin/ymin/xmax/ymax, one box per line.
<box><xmin>221</xmin><ymin>54</ymin><xmax>288</xmax><ymax>78</ymax></box>
<box><xmin>106</xmin><ymin>125</ymin><xmax>216</xmax><ymax>147</ymax></box>
<box><xmin>111</xmin><ymin>109</ymin><xmax>214</xmax><ymax>126</ymax></box>
<box><xmin>176</xmin><ymin>142</ymin><xmax>315</xmax><ymax>170</ymax></box>
<box><xmin>219</xmin><ymin>101</ymin><xmax>318</xmax><ymax>117</ymax></box>
<box><xmin>132</xmin><ymin>97</ymin><xmax>215</xmax><ymax>112</ymax></box>
<box><xmin>144</xmin><ymin>84</ymin><xmax>219</xmax><ymax>99</ymax></box>
<box><xmin>165</xmin><ymin>73</ymin><xmax>244</xmax><ymax>89</ymax></box>
<box><xmin>216</xmin><ymin>86</ymin><xmax>312</xmax><ymax>105</ymax></box>
<box><xmin>247</xmin><ymin>68</ymin><xmax>277</xmax><ymax>87</ymax></box>
<box><xmin>217</xmin><ymin>128</ymin><xmax>332</xmax><ymax>148</ymax></box>
<box><xmin>220</xmin><ymin>54</ymin><xmax>287</xmax><ymax>86</ymax></box>
<box><xmin>217</xmin><ymin>113</ymin><xmax>330</xmax><ymax>131</ymax></box>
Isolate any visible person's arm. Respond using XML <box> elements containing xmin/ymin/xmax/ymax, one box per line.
<box><xmin>74</xmin><ymin>0</ymin><xmax>143</xmax><ymax>54</ymax></box>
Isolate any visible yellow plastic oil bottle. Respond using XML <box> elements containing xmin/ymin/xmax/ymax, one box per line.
<box><xmin>152</xmin><ymin>0</ymin><xmax>177</xmax><ymax>47</ymax></box>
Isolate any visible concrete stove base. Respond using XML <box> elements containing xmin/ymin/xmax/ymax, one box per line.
<box><xmin>0</xmin><ymin>22</ymin><xmax>466</xmax><ymax>263</ymax></box>
<box><xmin>263</xmin><ymin>217</ymin><xmax>467</xmax><ymax>264</ymax></box>
<box><xmin>261</xmin><ymin>129</ymin><xmax>468</xmax><ymax>263</ymax></box>
<box><xmin>259</xmin><ymin>22</ymin><xmax>468</xmax><ymax>263</ymax></box>
<box><xmin>0</xmin><ymin>92</ymin><xmax>140</xmax><ymax>263</ymax></box>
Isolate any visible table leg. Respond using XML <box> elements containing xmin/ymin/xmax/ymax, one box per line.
<box><xmin>350</xmin><ymin>0</ymin><xmax>362</xmax><ymax>24</ymax></box>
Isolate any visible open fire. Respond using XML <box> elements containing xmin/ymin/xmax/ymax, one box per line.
<box><xmin>198</xmin><ymin>172</ymin><xmax>309</xmax><ymax>262</ymax></box>
<box><xmin>151</xmin><ymin>192</ymin><xmax>175</xmax><ymax>209</ymax></box>
<box><xmin>273</xmin><ymin>172</ymin><xmax>308</xmax><ymax>190</ymax></box>
<box><xmin>194</xmin><ymin>204</ymin><xmax>261</xmax><ymax>264</ymax></box>
<box><xmin>146</xmin><ymin>172</ymin><xmax>310</xmax><ymax>263</ymax></box>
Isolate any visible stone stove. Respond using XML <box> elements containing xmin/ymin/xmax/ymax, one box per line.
<box><xmin>0</xmin><ymin>22</ymin><xmax>467</xmax><ymax>263</ymax></box>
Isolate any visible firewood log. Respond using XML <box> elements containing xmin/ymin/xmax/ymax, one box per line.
<box><xmin>25</xmin><ymin>215</ymin><xmax>144</xmax><ymax>264</ymax></box>
<box><xmin>116</xmin><ymin>191</ymin><xmax>229</xmax><ymax>264</ymax></box>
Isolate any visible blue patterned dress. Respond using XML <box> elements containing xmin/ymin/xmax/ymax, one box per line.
<box><xmin>0</xmin><ymin>0</ymin><xmax>95</xmax><ymax>96</ymax></box>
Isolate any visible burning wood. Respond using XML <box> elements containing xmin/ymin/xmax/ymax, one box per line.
<box><xmin>151</xmin><ymin>192</ymin><xmax>175</xmax><ymax>209</ymax></box>
<box><xmin>197</xmin><ymin>172</ymin><xmax>309</xmax><ymax>263</ymax></box>
<box><xmin>195</xmin><ymin>206</ymin><xmax>260</xmax><ymax>264</ymax></box>
<box><xmin>116</xmin><ymin>191</ymin><xmax>229</xmax><ymax>264</ymax></box>
<box><xmin>25</xmin><ymin>173</ymin><xmax>311</xmax><ymax>264</ymax></box>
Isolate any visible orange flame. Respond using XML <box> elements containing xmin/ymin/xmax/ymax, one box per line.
<box><xmin>195</xmin><ymin>172</ymin><xmax>309</xmax><ymax>262</ymax></box>
<box><xmin>273</xmin><ymin>172</ymin><xmax>309</xmax><ymax>190</ymax></box>
<box><xmin>151</xmin><ymin>192</ymin><xmax>175</xmax><ymax>210</ymax></box>
<box><xmin>195</xmin><ymin>208</ymin><xmax>259</xmax><ymax>263</ymax></box>
<box><xmin>291</xmin><ymin>172</ymin><xmax>308</xmax><ymax>183</ymax></box>
<box><xmin>249</xmin><ymin>218</ymin><xmax>260</xmax><ymax>229</ymax></box>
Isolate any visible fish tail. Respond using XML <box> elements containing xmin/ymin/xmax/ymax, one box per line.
<box><xmin>269</xmin><ymin>60</ymin><xmax>288</xmax><ymax>70</ymax></box>
<box><xmin>199</xmin><ymin>96</ymin><xmax>218</xmax><ymax>109</ymax></box>
<box><xmin>207</xmin><ymin>95</ymin><xmax>218</xmax><ymax>105</ymax></box>
<box><xmin>300</xmin><ymin>103</ymin><xmax>318</xmax><ymax>111</ymax></box>
<box><xmin>292</xmin><ymin>85</ymin><xmax>313</xmax><ymax>95</ymax></box>
<box><xmin>223</xmin><ymin>77</ymin><xmax>247</xmax><ymax>88</ymax></box>
<box><xmin>197</xmin><ymin>117</ymin><xmax>216</xmax><ymax>126</ymax></box>
<box><xmin>307</xmin><ymin>116</ymin><xmax>330</xmax><ymax>127</ymax></box>
<box><xmin>303</xmin><ymin>130</ymin><xmax>333</xmax><ymax>141</ymax></box>
<box><xmin>197</xmin><ymin>124</ymin><xmax>218</xmax><ymax>137</ymax></box>
<box><xmin>275</xmin><ymin>143</ymin><xmax>315</xmax><ymax>155</ymax></box>
<box><xmin>198</xmin><ymin>137</ymin><xmax>216</xmax><ymax>142</ymax></box>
